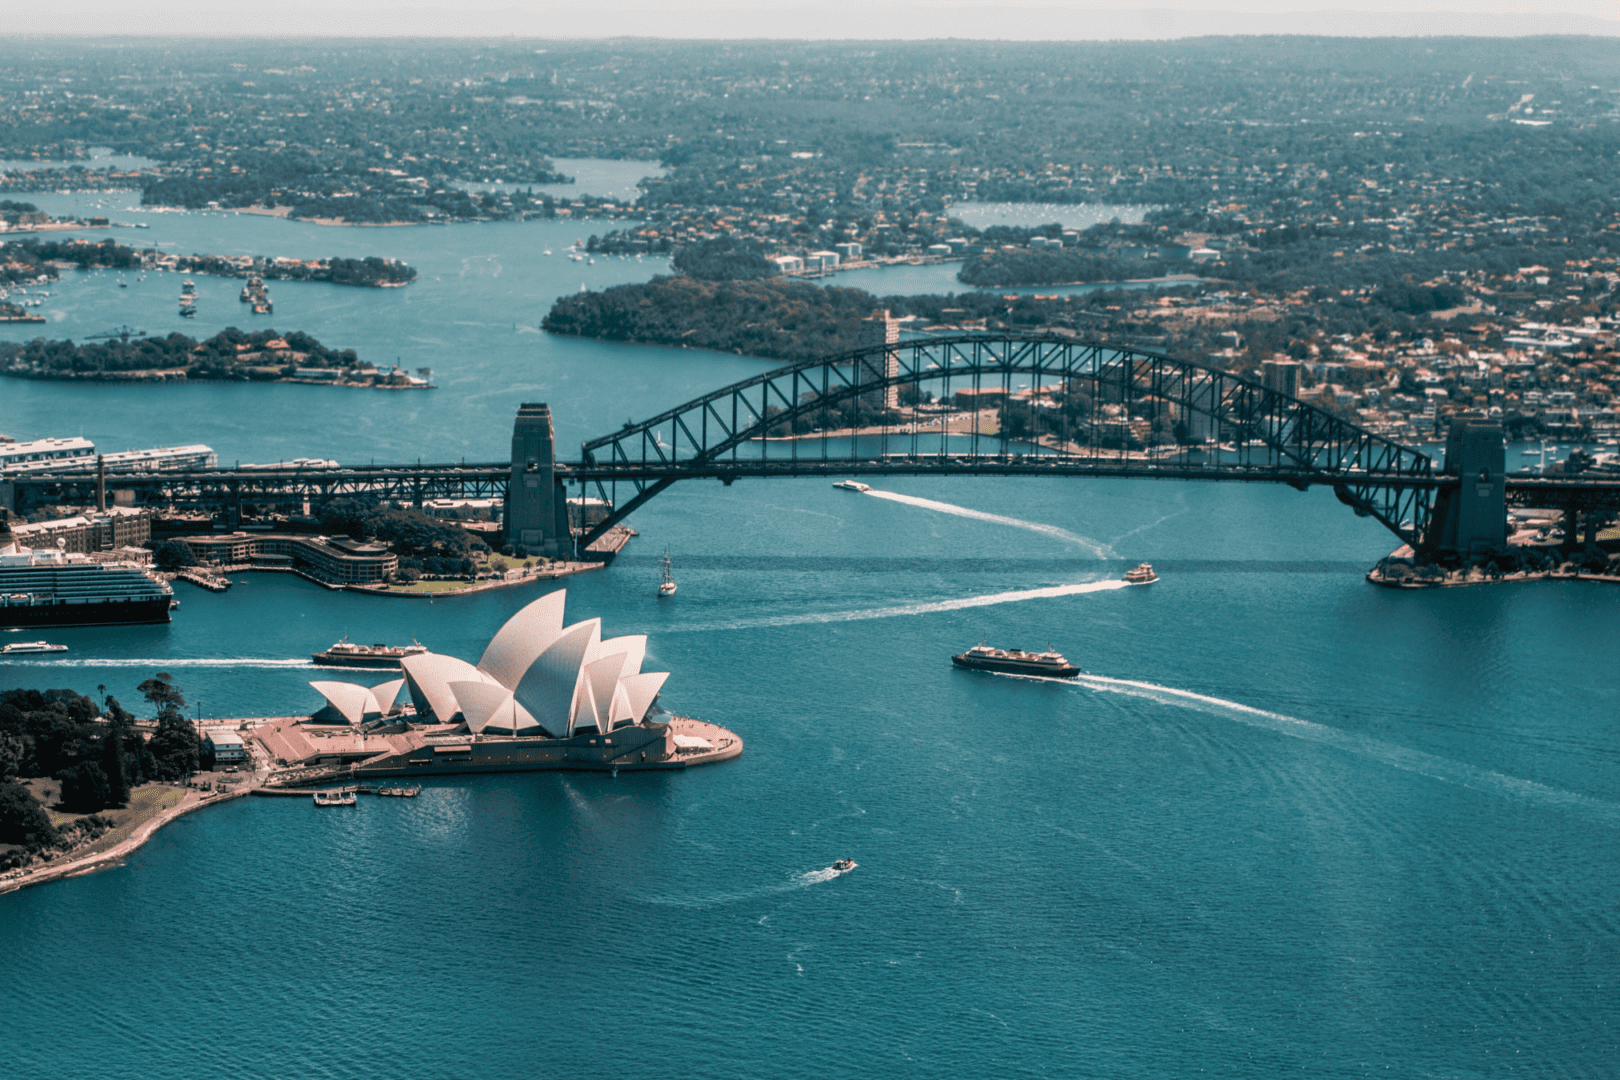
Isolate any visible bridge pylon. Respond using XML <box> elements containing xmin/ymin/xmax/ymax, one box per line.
<box><xmin>1424</xmin><ymin>421</ymin><xmax>1507</xmax><ymax>556</ymax></box>
<box><xmin>506</xmin><ymin>403</ymin><xmax>572</xmax><ymax>558</ymax></box>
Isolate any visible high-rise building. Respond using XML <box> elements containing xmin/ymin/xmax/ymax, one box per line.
<box><xmin>1262</xmin><ymin>359</ymin><xmax>1301</xmax><ymax>398</ymax></box>
<box><xmin>859</xmin><ymin>310</ymin><xmax>900</xmax><ymax>411</ymax></box>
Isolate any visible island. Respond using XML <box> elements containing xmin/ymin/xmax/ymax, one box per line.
<box><xmin>0</xmin><ymin>327</ymin><xmax>434</xmax><ymax>388</ymax></box>
<box><xmin>1</xmin><ymin>237</ymin><xmax>417</xmax><ymax>288</ymax></box>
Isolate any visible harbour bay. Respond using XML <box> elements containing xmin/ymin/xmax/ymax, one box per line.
<box><xmin>1</xmin><ymin>187</ymin><xmax>1618</xmax><ymax>1078</ymax></box>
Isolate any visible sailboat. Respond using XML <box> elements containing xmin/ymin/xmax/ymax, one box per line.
<box><xmin>658</xmin><ymin>550</ymin><xmax>677</xmax><ymax>597</ymax></box>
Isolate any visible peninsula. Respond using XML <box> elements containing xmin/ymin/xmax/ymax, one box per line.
<box><xmin>0</xmin><ymin>327</ymin><xmax>433</xmax><ymax>389</ymax></box>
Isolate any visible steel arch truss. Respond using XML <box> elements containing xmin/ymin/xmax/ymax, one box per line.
<box><xmin>575</xmin><ymin>334</ymin><xmax>1435</xmax><ymax>546</ymax></box>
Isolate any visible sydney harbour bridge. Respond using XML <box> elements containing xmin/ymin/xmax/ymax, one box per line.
<box><xmin>8</xmin><ymin>334</ymin><xmax>1620</xmax><ymax>558</ymax></box>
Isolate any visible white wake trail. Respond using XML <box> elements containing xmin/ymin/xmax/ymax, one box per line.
<box><xmin>675</xmin><ymin>579</ymin><xmax>1129</xmax><ymax>633</ymax></box>
<box><xmin>1065</xmin><ymin>672</ymin><xmax>1620</xmax><ymax>828</ymax></box>
<box><xmin>14</xmin><ymin>658</ymin><xmax>320</xmax><ymax>669</ymax></box>
<box><xmin>863</xmin><ymin>489</ymin><xmax>1113</xmax><ymax>558</ymax></box>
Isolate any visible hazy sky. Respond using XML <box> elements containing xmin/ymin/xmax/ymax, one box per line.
<box><xmin>3</xmin><ymin>0</ymin><xmax>1618</xmax><ymax>38</ymax></box>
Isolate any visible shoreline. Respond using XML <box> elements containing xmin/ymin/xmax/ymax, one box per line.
<box><xmin>0</xmin><ymin>786</ymin><xmax>247</xmax><ymax>897</ymax></box>
<box><xmin>0</xmin><ymin>371</ymin><xmax>435</xmax><ymax>390</ymax></box>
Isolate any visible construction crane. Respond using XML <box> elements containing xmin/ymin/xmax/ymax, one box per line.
<box><xmin>85</xmin><ymin>325</ymin><xmax>145</xmax><ymax>343</ymax></box>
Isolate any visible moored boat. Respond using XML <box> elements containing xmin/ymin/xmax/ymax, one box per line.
<box><xmin>658</xmin><ymin>550</ymin><xmax>677</xmax><ymax>597</ymax></box>
<box><xmin>1124</xmin><ymin>563</ymin><xmax>1158</xmax><ymax>584</ymax></box>
<box><xmin>311</xmin><ymin>636</ymin><xmax>428</xmax><ymax>668</ymax></box>
<box><xmin>312</xmin><ymin>789</ymin><xmax>357</xmax><ymax>807</ymax></box>
<box><xmin>951</xmin><ymin>643</ymin><xmax>1079</xmax><ymax>679</ymax></box>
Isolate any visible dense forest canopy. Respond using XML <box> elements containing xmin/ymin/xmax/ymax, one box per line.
<box><xmin>1</xmin><ymin>327</ymin><xmax>359</xmax><ymax>377</ymax></box>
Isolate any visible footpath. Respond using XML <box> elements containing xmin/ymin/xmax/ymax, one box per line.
<box><xmin>0</xmin><ymin>785</ymin><xmax>251</xmax><ymax>896</ymax></box>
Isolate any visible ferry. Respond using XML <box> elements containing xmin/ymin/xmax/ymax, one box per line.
<box><xmin>1124</xmin><ymin>563</ymin><xmax>1159</xmax><ymax>585</ymax></box>
<box><xmin>658</xmin><ymin>550</ymin><xmax>678</xmax><ymax>597</ymax></box>
<box><xmin>833</xmin><ymin>480</ymin><xmax>871</xmax><ymax>493</ymax></box>
<box><xmin>1</xmin><ymin>640</ymin><xmax>68</xmax><ymax>655</ymax></box>
<box><xmin>311</xmin><ymin>637</ymin><xmax>429</xmax><ymax>668</ymax></box>
<box><xmin>951</xmin><ymin>643</ymin><xmax>1080</xmax><ymax>679</ymax></box>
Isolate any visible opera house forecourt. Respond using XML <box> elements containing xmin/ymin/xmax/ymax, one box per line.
<box><xmin>287</xmin><ymin>589</ymin><xmax>741</xmax><ymax>777</ymax></box>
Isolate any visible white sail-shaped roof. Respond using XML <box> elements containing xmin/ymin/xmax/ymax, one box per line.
<box><xmin>608</xmin><ymin>682</ymin><xmax>636</xmax><ymax>729</ymax></box>
<box><xmin>512</xmin><ymin>619</ymin><xmax>600</xmax><ymax>737</ymax></box>
<box><xmin>369</xmin><ymin>678</ymin><xmax>404</xmax><ymax>714</ymax></box>
<box><xmin>401</xmin><ymin>653</ymin><xmax>492</xmax><ymax>723</ymax></box>
<box><xmin>309</xmin><ymin>679</ymin><xmax>403</xmax><ymax>725</ymax></box>
<box><xmin>451</xmin><ymin>681</ymin><xmax>541</xmax><ymax>736</ymax></box>
<box><xmin>309</xmin><ymin>681</ymin><xmax>379</xmax><ymax>725</ymax></box>
<box><xmin>578</xmin><ymin>650</ymin><xmax>631</xmax><ymax>735</ymax></box>
<box><xmin>477</xmin><ymin>589</ymin><xmax>568</xmax><ymax>691</ymax></box>
<box><xmin>591</xmin><ymin>634</ymin><xmax>646</xmax><ymax>678</ymax></box>
<box><xmin>617</xmin><ymin>671</ymin><xmax>670</xmax><ymax>727</ymax></box>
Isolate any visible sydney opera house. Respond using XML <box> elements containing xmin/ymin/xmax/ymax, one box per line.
<box><xmin>294</xmin><ymin>589</ymin><xmax>741</xmax><ymax>776</ymax></box>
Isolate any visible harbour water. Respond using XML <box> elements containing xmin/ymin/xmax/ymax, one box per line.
<box><xmin>2</xmin><ymin>185</ymin><xmax>1618</xmax><ymax>1078</ymax></box>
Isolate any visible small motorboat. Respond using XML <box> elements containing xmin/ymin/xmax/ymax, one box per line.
<box><xmin>832</xmin><ymin>859</ymin><xmax>857</xmax><ymax>873</ymax></box>
<box><xmin>1124</xmin><ymin>563</ymin><xmax>1158</xmax><ymax>585</ymax></box>
<box><xmin>1</xmin><ymin>641</ymin><xmax>69</xmax><ymax>655</ymax></box>
<box><xmin>833</xmin><ymin>480</ymin><xmax>871</xmax><ymax>493</ymax></box>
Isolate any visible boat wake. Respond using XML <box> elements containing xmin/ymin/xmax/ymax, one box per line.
<box><xmin>862</xmin><ymin>490</ymin><xmax>1113</xmax><ymax>558</ymax></box>
<box><xmin>643</xmin><ymin>865</ymin><xmax>856</xmax><ymax>908</ymax></box>
<box><xmin>15</xmin><ymin>657</ymin><xmax>319</xmax><ymax>669</ymax></box>
<box><xmin>672</xmin><ymin>579</ymin><xmax>1130</xmax><ymax>633</ymax></box>
<box><xmin>997</xmin><ymin>669</ymin><xmax>1620</xmax><ymax>827</ymax></box>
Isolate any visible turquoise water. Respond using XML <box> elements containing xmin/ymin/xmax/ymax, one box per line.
<box><xmin>2</xmin><ymin>192</ymin><xmax>1619</xmax><ymax>1079</ymax></box>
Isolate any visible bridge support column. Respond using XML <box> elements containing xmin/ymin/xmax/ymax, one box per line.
<box><xmin>505</xmin><ymin>403</ymin><xmax>571</xmax><ymax>558</ymax></box>
<box><xmin>1427</xmin><ymin>421</ymin><xmax>1506</xmax><ymax>556</ymax></box>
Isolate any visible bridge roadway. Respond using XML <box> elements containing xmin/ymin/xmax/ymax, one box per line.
<box><xmin>10</xmin><ymin>454</ymin><xmax>1620</xmax><ymax>511</ymax></box>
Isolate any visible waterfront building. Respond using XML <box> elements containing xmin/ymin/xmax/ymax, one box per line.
<box><xmin>399</xmin><ymin>588</ymin><xmax>668</xmax><ymax>738</ymax></box>
<box><xmin>0</xmin><ymin>439</ymin><xmax>216</xmax><ymax>476</ymax></box>
<box><xmin>175</xmin><ymin>532</ymin><xmax>398</xmax><ymax>584</ymax></box>
<box><xmin>0</xmin><ymin>436</ymin><xmax>96</xmax><ymax>474</ymax></box>
<box><xmin>205</xmin><ymin>729</ymin><xmax>248</xmax><ymax>764</ymax></box>
<box><xmin>11</xmin><ymin>507</ymin><xmax>152</xmax><ymax>555</ymax></box>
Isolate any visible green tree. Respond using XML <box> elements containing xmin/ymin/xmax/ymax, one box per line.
<box><xmin>0</xmin><ymin>781</ymin><xmax>58</xmax><ymax>847</ymax></box>
<box><xmin>55</xmin><ymin>761</ymin><xmax>111</xmax><ymax>812</ymax></box>
<box><xmin>100</xmin><ymin>728</ymin><xmax>130</xmax><ymax>806</ymax></box>
<box><xmin>147</xmin><ymin>713</ymin><xmax>200</xmax><ymax>781</ymax></box>
<box><xmin>153</xmin><ymin>540</ymin><xmax>196</xmax><ymax>570</ymax></box>
<box><xmin>138</xmin><ymin>673</ymin><xmax>186</xmax><ymax>716</ymax></box>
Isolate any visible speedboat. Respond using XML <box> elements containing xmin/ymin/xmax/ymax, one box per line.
<box><xmin>833</xmin><ymin>480</ymin><xmax>871</xmax><ymax>493</ymax></box>
<box><xmin>832</xmin><ymin>859</ymin><xmax>857</xmax><ymax>872</ymax></box>
<box><xmin>1</xmin><ymin>641</ymin><xmax>69</xmax><ymax>655</ymax></box>
<box><xmin>1124</xmin><ymin>563</ymin><xmax>1158</xmax><ymax>584</ymax></box>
